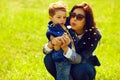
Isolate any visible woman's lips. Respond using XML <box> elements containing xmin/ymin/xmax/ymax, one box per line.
<box><xmin>71</xmin><ymin>22</ymin><xmax>76</xmax><ymax>27</ymax></box>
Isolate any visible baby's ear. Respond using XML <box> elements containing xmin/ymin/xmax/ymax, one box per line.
<box><xmin>49</xmin><ymin>16</ymin><xmax>52</xmax><ymax>20</ymax></box>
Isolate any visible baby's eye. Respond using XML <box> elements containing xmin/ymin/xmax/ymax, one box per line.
<box><xmin>57</xmin><ymin>17</ymin><xmax>61</xmax><ymax>18</ymax></box>
<box><xmin>63</xmin><ymin>16</ymin><xmax>66</xmax><ymax>19</ymax></box>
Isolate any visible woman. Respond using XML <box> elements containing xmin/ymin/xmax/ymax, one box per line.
<box><xmin>43</xmin><ymin>2</ymin><xmax>101</xmax><ymax>80</ymax></box>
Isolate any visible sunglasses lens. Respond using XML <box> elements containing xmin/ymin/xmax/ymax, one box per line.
<box><xmin>70</xmin><ymin>12</ymin><xmax>76</xmax><ymax>18</ymax></box>
<box><xmin>76</xmin><ymin>14</ymin><xmax>85</xmax><ymax>20</ymax></box>
<box><xmin>70</xmin><ymin>12</ymin><xmax>85</xmax><ymax>20</ymax></box>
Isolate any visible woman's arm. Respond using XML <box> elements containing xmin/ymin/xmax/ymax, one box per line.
<box><xmin>64</xmin><ymin>47</ymin><xmax>82</xmax><ymax>64</ymax></box>
<box><xmin>43</xmin><ymin>36</ymin><xmax>62</xmax><ymax>54</ymax></box>
<box><xmin>60</xmin><ymin>33</ymin><xmax>82</xmax><ymax>64</ymax></box>
<box><xmin>43</xmin><ymin>41</ymin><xmax>54</xmax><ymax>55</ymax></box>
<box><xmin>61</xmin><ymin>37</ymin><xmax>101</xmax><ymax>64</ymax></box>
<box><xmin>60</xmin><ymin>32</ymin><xmax>101</xmax><ymax>64</ymax></box>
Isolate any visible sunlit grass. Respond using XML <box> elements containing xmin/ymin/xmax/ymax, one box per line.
<box><xmin>0</xmin><ymin>0</ymin><xmax>120</xmax><ymax>80</ymax></box>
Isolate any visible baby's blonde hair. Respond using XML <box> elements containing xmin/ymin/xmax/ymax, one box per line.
<box><xmin>48</xmin><ymin>1</ymin><xmax>67</xmax><ymax>17</ymax></box>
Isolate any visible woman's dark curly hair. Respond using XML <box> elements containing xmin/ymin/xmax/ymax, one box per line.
<box><xmin>69</xmin><ymin>2</ymin><xmax>101</xmax><ymax>50</ymax></box>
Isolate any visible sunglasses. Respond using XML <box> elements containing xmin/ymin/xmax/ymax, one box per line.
<box><xmin>70</xmin><ymin>12</ymin><xmax>85</xmax><ymax>20</ymax></box>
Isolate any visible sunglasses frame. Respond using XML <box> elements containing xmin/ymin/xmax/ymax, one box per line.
<box><xmin>70</xmin><ymin>12</ymin><xmax>85</xmax><ymax>20</ymax></box>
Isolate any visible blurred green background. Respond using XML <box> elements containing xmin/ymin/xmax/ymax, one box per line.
<box><xmin>0</xmin><ymin>0</ymin><xmax>120</xmax><ymax>80</ymax></box>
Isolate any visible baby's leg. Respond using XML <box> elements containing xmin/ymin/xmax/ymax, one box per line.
<box><xmin>55</xmin><ymin>61</ymin><xmax>72</xmax><ymax>80</ymax></box>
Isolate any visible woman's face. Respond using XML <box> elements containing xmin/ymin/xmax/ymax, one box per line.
<box><xmin>70</xmin><ymin>8</ymin><xmax>86</xmax><ymax>34</ymax></box>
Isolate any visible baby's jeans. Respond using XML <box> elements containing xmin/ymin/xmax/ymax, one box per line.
<box><xmin>55</xmin><ymin>60</ymin><xmax>73</xmax><ymax>80</ymax></box>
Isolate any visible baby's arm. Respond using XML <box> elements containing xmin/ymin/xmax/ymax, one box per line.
<box><xmin>50</xmin><ymin>35</ymin><xmax>61</xmax><ymax>51</ymax></box>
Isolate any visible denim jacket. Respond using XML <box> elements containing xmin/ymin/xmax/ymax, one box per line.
<box><xmin>68</xmin><ymin>28</ymin><xmax>101</xmax><ymax>66</ymax></box>
<box><xmin>46</xmin><ymin>21</ymin><xmax>71</xmax><ymax>62</ymax></box>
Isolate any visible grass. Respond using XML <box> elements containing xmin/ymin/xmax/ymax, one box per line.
<box><xmin>0</xmin><ymin>0</ymin><xmax>120</xmax><ymax>80</ymax></box>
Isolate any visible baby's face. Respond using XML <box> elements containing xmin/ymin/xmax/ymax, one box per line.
<box><xmin>50</xmin><ymin>10</ymin><xmax>66</xmax><ymax>26</ymax></box>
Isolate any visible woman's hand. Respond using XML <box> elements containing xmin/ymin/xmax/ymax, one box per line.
<box><xmin>49</xmin><ymin>33</ymin><xmax>71</xmax><ymax>52</ymax></box>
<box><xmin>52</xmin><ymin>37</ymin><xmax>61</xmax><ymax>46</ymax></box>
<box><xmin>61</xmin><ymin>33</ymin><xmax>71</xmax><ymax>54</ymax></box>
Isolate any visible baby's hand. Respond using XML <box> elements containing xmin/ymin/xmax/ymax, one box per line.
<box><xmin>51</xmin><ymin>37</ymin><xmax>62</xmax><ymax>51</ymax></box>
<box><xmin>61</xmin><ymin>33</ymin><xmax>70</xmax><ymax>48</ymax></box>
<box><xmin>54</xmin><ymin>45</ymin><xmax>61</xmax><ymax>51</ymax></box>
<box><xmin>52</xmin><ymin>37</ymin><xmax>61</xmax><ymax>46</ymax></box>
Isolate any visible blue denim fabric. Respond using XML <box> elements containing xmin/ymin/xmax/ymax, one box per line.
<box><xmin>52</xmin><ymin>49</ymin><xmax>66</xmax><ymax>62</ymax></box>
<box><xmin>55</xmin><ymin>60</ymin><xmax>73</xmax><ymax>80</ymax></box>
<box><xmin>46</xmin><ymin>21</ymin><xmax>72</xmax><ymax>62</ymax></box>
<box><xmin>71</xmin><ymin>63</ymin><xmax>96</xmax><ymax>80</ymax></box>
<box><xmin>44</xmin><ymin>54</ymin><xmax>96</xmax><ymax>80</ymax></box>
<box><xmin>44</xmin><ymin>54</ymin><xmax>56</xmax><ymax>79</ymax></box>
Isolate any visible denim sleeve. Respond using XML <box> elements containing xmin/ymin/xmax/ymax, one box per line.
<box><xmin>43</xmin><ymin>43</ymin><xmax>53</xmax><ymax>55</ymax></box>
<box><xmin>68</xmin><ymin>32</ymin><xmax>102</xmax><ymax>64</ymax></box>
<box><xmin>64</xmin><ymin>48</ymin><xmax>82</xmax><ymax>64</ymax></box>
